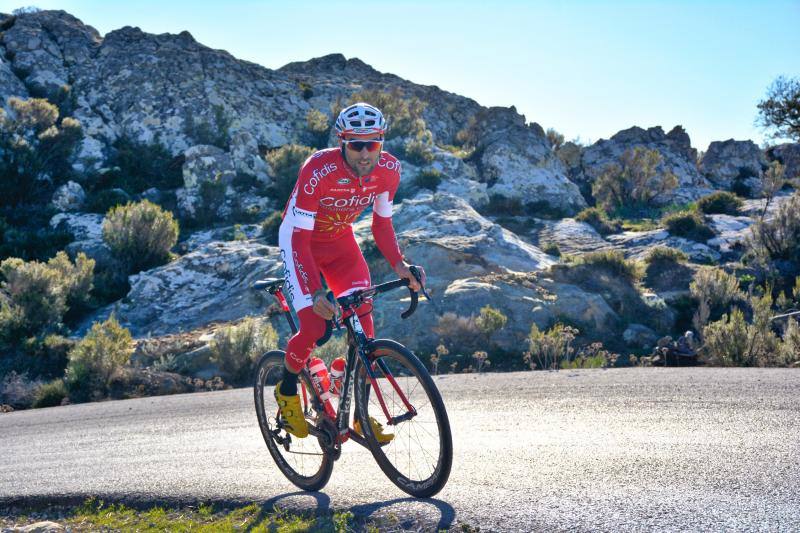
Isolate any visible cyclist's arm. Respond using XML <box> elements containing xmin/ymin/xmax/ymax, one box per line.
<box><xmin>371</xmin><ymin>185</ymin><xmax>403</xmax><ymax>269</ymax></box>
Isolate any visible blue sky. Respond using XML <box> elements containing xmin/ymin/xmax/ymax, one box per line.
<box><xmin>5</xmin><ymin>0</ymin><xmax>800</xmax><ymax>150</ymax></box>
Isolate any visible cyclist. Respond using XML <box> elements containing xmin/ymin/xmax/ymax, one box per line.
<box><xmin>274</xmin><ymin>102</ymin><xmax>425</xmax><ymax>439</ymax></box>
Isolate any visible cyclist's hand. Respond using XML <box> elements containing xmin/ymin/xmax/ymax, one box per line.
<box><xmin>312</xmin><ymin>290</ymin><xmax>337</xmax><ymax>320</ymax></box>
<box><xmin>393</xmin><ymin>261</ymin><xmax>425</xmax><ymax>292</ymax></box>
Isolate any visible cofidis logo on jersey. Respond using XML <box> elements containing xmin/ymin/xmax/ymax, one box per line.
<box><xmin>320</xmin><ymin>192</ymin><xmax>376</xmax><ymax>208</ymax></box>
<box><xmin>303</xmin><ymin>163</ymin><xmax>338</xmax><ymax>195</ymax></box>
<box><xmin>377</xmin><ymin>156</ymin><xmax>401</xmax><ymax>173</ymax></box>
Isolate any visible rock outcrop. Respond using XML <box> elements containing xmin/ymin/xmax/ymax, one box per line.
<box><xmin>700</xmin><ymin>139</ymin><xmax>768</xmax><ymax>190</ymax></box>
<box><xmin>578</xmin><ymin>125</ymin><xmax>714</xmax><ymax>203</ymax></box>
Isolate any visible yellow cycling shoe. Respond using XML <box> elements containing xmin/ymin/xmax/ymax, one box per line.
<box><xmin>354</xmin><ymin>416</ymin><xmax>394</xmax><ymax>444</ymax></box>
<box><xmin>274</xmin><ymin>382</ymin><xmax>308</xmax><ymax>438</ymax></box>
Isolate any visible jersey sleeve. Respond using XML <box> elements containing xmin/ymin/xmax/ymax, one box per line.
<box><xmin>371</xmin><ymin>158</ymin><xmax>403</xmax><ymax>267</ymax></box>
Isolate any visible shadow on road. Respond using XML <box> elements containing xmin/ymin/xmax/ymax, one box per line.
<box><xmin>350</xmin><ymin>496</ymin><xmax>456</xmax><ymax>530</ymax></box>
<box><xmin>252</xmin><ymin>491</ymin><xmax>456</xmax><ymax>530</ymax></box>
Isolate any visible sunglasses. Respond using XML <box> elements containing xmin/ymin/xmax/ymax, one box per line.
<box><xmin>343</xmin><ymin>139</ymin><xmax>384</xmax><ymax>152</ymax></box>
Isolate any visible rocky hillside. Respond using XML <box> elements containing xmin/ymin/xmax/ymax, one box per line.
<box><xmin>1</xmin><ymin>9</ymin><xmax>799</xmax><ymax>407</ymax></box>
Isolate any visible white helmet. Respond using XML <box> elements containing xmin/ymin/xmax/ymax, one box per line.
<box><xmin>335</xmin><ymin>102</ymin><xmax>387</xmax><ymax>137</ymax></box>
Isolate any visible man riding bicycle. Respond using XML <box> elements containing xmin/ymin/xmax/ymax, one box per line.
<box><xmin>274</xmin><ymin>102</ymin><xmax>425</xmax><ymax>439</ymax></box>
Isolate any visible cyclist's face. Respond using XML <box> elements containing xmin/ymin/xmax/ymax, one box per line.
<box><xmin>342</xmin><ymin>133</ymin><xmax>383</xmax><ymax>177</ymax></box>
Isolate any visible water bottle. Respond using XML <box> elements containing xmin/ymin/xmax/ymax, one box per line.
<box><xmin>329</xmin><ymin>357</ymin><xmax>346</xmax><ymax>395</ymax></box>
<box><xmin>308</xmin><ymin>357</ymin><xmax>335</xmax><ymax>417</ymax></box>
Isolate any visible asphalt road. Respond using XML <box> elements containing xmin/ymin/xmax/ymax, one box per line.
<box><xmin>1</xmin><ymin>368</ymin><xmax>799</xmax><ymax>532</ymax></box>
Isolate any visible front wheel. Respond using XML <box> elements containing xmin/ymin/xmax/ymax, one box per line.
<box><xmin>253</xmin><ymin>350</ymin><xmax>334</xmax><ymax>491</ymax></box>
<box><xmin>355</xmin><ymin>340</ymin><xmax>453</xmax><ymax>498</ymax></box>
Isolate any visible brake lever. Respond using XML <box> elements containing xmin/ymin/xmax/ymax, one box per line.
<box><xmin>409</xmin><ymin>265</ymin><xmax>443</xmax><ymax>316</ymax></box>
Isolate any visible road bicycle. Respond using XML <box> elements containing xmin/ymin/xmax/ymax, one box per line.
<box><xmin>252</xmin><ymin>267</ymin><xmax>452</xmax><ymax>498</ymax></box>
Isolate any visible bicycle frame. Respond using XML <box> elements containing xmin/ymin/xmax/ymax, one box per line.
<box><xmin>266</xmin><ymin>282</ymin><xmax>417</xmax><ymax>450</ymax></box>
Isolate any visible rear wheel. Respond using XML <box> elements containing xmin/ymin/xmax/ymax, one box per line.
<box><xmin>253</xmin><ymin>350</ymin><xmax>333</xmax><ymax>491</ymax></box>
<box><xmin>355</xmin><ymin>340</ymin><xmax>452</xmax><ymax>497</ymax></box>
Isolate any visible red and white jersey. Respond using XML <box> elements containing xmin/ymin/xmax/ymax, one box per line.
<box><xmin>279</xmin><ymin>147</ymin><xmax>404</xmax><ymax>308</ymax></box>
<box><xmin>282</xmin><ymin>148</ymin><xmax>401</xmax><ymax>241</ymax></box>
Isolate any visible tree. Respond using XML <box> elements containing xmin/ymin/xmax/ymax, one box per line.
<box><xmin>757</xmin><ymin>76</ymin><xmax>800</xmax><ymax>142</ymax></box>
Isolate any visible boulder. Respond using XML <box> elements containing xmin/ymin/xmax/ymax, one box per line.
<box><xmin>50</xmin><ymin>180</ymin><xmax>86</xmax><ymax>212</ymax></box>
<box><xmin>78</xmin><ymin>240</ymin><xmax>283</xmax><ymax>337</ymax></box>
<box><xmin>623</xmin><ymin>323</ymin><xmax>659</xmax><ymax>349</ymax></box>
<box><xmin>700</xmin><ymin>139</ymin><xmax>768</xmax><ymax>189</ymax></box>
<box><xmin>472</xmin><ymin>107</ymin><xmax>587</xmax><ymax>215</ymax></box>
<box><xmin>767</xmin><ymin>142</ymin><xmax>800</xmax><ymax>180</ymax></box>
<box><xmin>606</xmin><ymin>229</ymin><xmax>721</xmax><ymax>263</ymax></box>
<box><xmin>49</xmin><ymin>212</ymin><xmax>104</xmax><ymax>241</ymax></box>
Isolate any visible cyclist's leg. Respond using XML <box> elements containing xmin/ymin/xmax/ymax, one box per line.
<box><xmin>318</xmin><ymin>232</ymin><xmax>374</xmax><ymax>338</ymax></box>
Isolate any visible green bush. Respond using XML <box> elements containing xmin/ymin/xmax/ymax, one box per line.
<box><xmin>592</xmin><ymin>147</ymin><xmax>678</xmax><ymax>211</ymax></box>
<box><xmin>433</xmin><ymin>312</ymin><xmax>482</xmax><ymax>355</ymax></box>
<box><xmin>644</xmin><ymin>246</ymin><xmax>689</xmax><ymax>264</ymax></box>
<box><xmin>696</xmin><ymin>191</ymin><xmax>743</xmax><ymax>215</ymax></box>
<box><xmin>0</xmin><ymin>252</ymin><xmax>94</xmax><ymax>342</ymax></box>
<box><xmin>305</xmin><ymin>109</ymin><xmax>330</xmax><ymax>149</ymax></box>
<box><xmin>571</xmin><ymin>250</ymin><xmax>643</xmax><ymax>283</ymax></box>
<box><xmin>0</xmin><ymin>97</ymin><xmax>82</xmax><ymax>207</ymax></box>
<box><xmin>265</xmin><ymin>144</ymin><xmax>316</xmax><ymax>203</ymax></box>
<box><xmin>779</xmin><ymin>318</ymin><xmax>800</xmax><ymax>366</ymax></box>
<box><xmin>402</xmin><ymin>139</ymin><xmax>434</xmax><ymax>165</ymax></box>
<box><xmin>210</xmin><ymin>317</ymin><xmax>278</xmax><ymax>385</ymax></box>
<box><xmin>523</xmin><ymin>323</ymin><xmax>579</xmax><ymax>370</ymax></box>
<box><xmin>33</xmin><ymin>378</ymin><xmax>68</xmax><ymax>408</ymax></box>
<box><xmin>0</xmin><ymin>211</ymin><xmax>74</xmax><ymax>263</ymax></box>
<box><xmin>485</xmin><ymin>195</ymin><xmax>524</xmax><ymax>216</ymax></box>
<box><xmin>195</xmin><ymin>178</ymin><xmax>227</xmax><ymax>224</ymax></box>
<box><xmin>100</xmin><ymin>136</ymin><xmax>183</xmax><ymax>194</ymax></box>
<box><xmin>346</xmin><ymin>87</ymin><xmax>427</xmax><ymax>140</ymax></box>
<box><xmin>542</xmin><ymin>242</ymin><xmax>561</xmax><ymax>257</ymax></box>
<box><xmin>475</xmin><ymin>305</ymin><xmax>507</xmax><ymax>342</ymax></box>
<box><xmin>414</xmin><ymin>169</ymin><xmax>442</xmax><ymax>191</ymax></box>
<box><xmin>661</xmin><ymin>210</ymin><xmax>714</xmax><ymax>242</ymax></box>
<box><xmin>102</xmin><ymin>200</ymin><xmax>179</xmax><ymax>274</ymax></box>
<box><xmin>575</xmin><ymin>207</ymin><xmax>621</xmax><ymax>235</ymax></box>
<box><xmin>65</xmin><ymin>315</ymin><xmax>133</xmax><ymax>400</ymax></box>
<box><xmin>85</xmin><ymin>189</ymin><xmax>131</xmax><ymax>214</ymax></box>
<box><xmin>747</xmin><ymin>192</ymin><xmax>800</xmax><ymax>282</ymax></box>
<box><xmin>260</xmin><ymin>211</ymin><xmax>283</xmax><ymax>245</ymax></box>
<box><xmin>312</xmin><ymin>333</ymin><xmax>349</xmax><ymax>366</ymax></box>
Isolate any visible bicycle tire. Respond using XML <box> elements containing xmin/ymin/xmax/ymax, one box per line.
<box><xmin>355</xmin><ymin>339</ymin><xmax>453</xmax><ymax>498</ymax></box>
<box><xmin>253</xmin><ymin>350</ymin><xmax>334</xmax><ymax>491</ymax></box>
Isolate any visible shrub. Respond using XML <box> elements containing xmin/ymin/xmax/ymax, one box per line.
<box><xmin>210</xmin><ymin>317</ymin><xmax>278</xmax><ymax>384</ymax></box>
<box><xmin>575</xmin><ymin>207</ymin><xmax>621</xmax><ymax>235</ymax></box>
<box><xmin>746</xmin><ymin>191</ymin><xmax>800</xmax><ymax>284</ymax></box>
<box><xmin>0</xmin><ymin>371</ymin><xmax>42</xmax><ymax>409</ymax></box>
<box><xmin>757</xmin><ymin>75</ymin><xmax>800</xmax><ymax>142</ymax></box>
<box><xmin>572</xmin><ymin>250</ymin><xmax>643</xmax><ymax>283</ymax></box>
<box><xmin>102</xmin><ymin>200</ymin><xmax>179</xmax><ymax>274</ymax></box>
<box><xmin>661</xmin><ymin>210</ymin><xmax>714</xmax><ymax>242</ymax></box>
<box><xmin>475</xmin><ymin>305</ymin><xmax>507</xmax><ymax>342</ymax></box>
<box><xmin>195</xmin><ymin>178</ymin><xmax>227</xmax><ymax>224</ymax></box>
<box><xmin>265</xmin><ymin>144</ymin><xmax>315</xmax><ymax>202</ymax></box>
<box><xmin>85</xmin><ymin>189</ymin><xmax>131</xmax><ymax>214</ymax></box>
<box><xmin>644</xmin><ymin>246</ymin><xmax>689</xmax><ymax>264</ymax></box>
<box><xmin>542</xmin><ymin>242</ymin><xmax>561</xmax><ymax>257</ymax></box>
<box><xmin>402</xmin><ymin>139</ymin><xmax>434</xmax><ymax>165</ymax></box>
<box><xmin>184</xmin><ymin>104</ymin><xmax>232</xmax><ymax>149</ymax></box>
<box><xmin>20</xmin><ymin>334</ymin><xmax>74</xmax><ymax>379</ymax></box>
<box><xmin>100</xmin><ymin>136</ymin><xmax>183</xmax><ymax>194</ymax></box>
<box><xmin>260</xmin><ymin>211</ymin><xmax>283</xmax><ymax>246</ymax></box>
<box><xmin>65</xmin><ymin>315</ymin><xmax>133</xmax><ymax>400</ymax></box>
<box><xmin>0</xmin><ymin>97</ymin><xmax>82</xmax><ymax>207</ymax></box>
<box><xmin>546</xmin><ymin>128</ymin><xmax>565</xmax><ymax>150</ymax></box>
<box><xmin>0</xmin><ymin>252</ymin><xmax>94</xmax><ymax>341</ymax></box>
<box><xmin>690</xmin><ymin>267</ymin><xmax>743</xmax><ymax>324</ymax></box>
<box><xmin>592</xmin><ymin>147</ymin><xmax>678</xmax><ymax>211</ymax></box>
<box><xmin>305</xmin><ymin>109</ymin><xmax>330</xmax><ymax>149</ymax></box>
<box><xmin>0</xmin><ymin>211</ymin><xmax>74</xmax><ymax>263</ymax></box>
<box><xmin>433</xmin><ymin>312</ymin><xmax>482</xmax><ymax>355</ymax></box>
<box><xmin>414</xmin><ymin>168</ymin><xmax>442</xmax><ymax>191</ymax></box>
<box><xmin>696</xmin><ymin>191</ymin><xmax>743</xmax><ymax>215</ymax></box>
<box><xmin>523</xmin><ymin>323</ymin><xmax>579</xmax><ymax>370</ymax></box>
<box><xmin>345</xmin><ymin>87</ymin><xmax>427</xmax><ymax>140</ymax></box>
<box><xmin>779</xmin><ymin>318</ymin><xmax>800</xmax><ymax>365</ymax></box>
<box><xmin>33</xmin><ymin>378</ymin><xmax>68</xmax><ymax>408</ymax></box>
